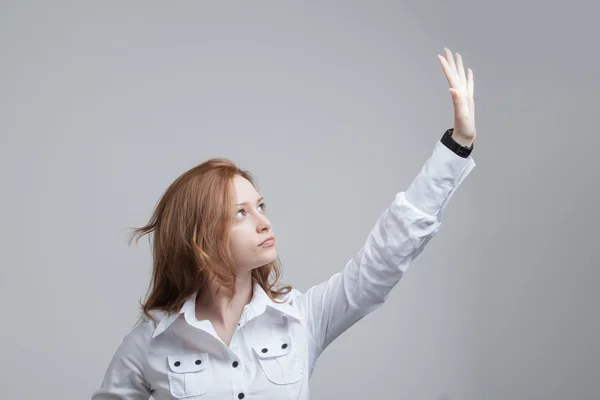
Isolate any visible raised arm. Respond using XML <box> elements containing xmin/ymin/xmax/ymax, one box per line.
<box><xmin>292</xmin><ymin>48</ymin><xmax>478</xmax><ymax>369</ymax></box>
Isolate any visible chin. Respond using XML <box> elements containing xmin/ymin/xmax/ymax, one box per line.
<box><xmin>257</xmin><ymin>251</ymin><xmax>278</xmax><ymax>268</ymax></box>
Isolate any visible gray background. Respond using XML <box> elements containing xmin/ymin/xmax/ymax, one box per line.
<box><xmin>1</xmin><ymin>1</ymin><xmax>598</xmax><ymax>399</ymax></box>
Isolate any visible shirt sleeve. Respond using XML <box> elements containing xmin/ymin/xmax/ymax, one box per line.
<box><xmin>293</xmin><ymin>140</ymin><xmax>476</xmax><ymax>365</ymax></box>
<box><xmin>91</xmin><ymin>320</ymin><xmax>153</xmax><ymax>400</ymax></box>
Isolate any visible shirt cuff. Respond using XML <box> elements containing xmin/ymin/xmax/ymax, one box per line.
<box><xmin>404</xmin><ymin>139</ymin><xmax>476</xmax><ymax>218</ymax></box>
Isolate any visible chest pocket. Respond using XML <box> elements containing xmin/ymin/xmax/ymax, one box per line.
<box><xmin>252</xmin><ymin>336</ymin><xmax>303</xmax><ymax>385</ymax></box>
<box><xmin>166</xmin><ymin>353</ymin><xmax>212</xmax><ymax>398</ymax></box>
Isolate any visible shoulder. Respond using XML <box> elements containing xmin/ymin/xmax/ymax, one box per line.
<box><xmin>274</xmin><ymin>287</ymin><xmax>303</xmax><ymax>307</ymax></box>
<box><xmin>116</xmin><ymin>311</ymin><xmax>163</xmax><ymax>359</ymax></box>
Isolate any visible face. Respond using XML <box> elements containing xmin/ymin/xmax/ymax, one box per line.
<box><xmin>228</xmin><ymin>175</ymin><xmax>277</xmax><ymax>272</ymax></box>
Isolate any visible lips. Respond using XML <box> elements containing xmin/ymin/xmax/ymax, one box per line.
<box><xmin>259</xmin><ymin>237</ymin><xmax>275</xmax><ymax>246</ymax></box>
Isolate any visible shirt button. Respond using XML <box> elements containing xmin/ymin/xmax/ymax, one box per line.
<box><xmin>261</xmin><ymin>348</ymin><xmax>268</xmax><ymax>353</ymax></box>
<box><xmin>232</xmin><ymin>361</ymin><xmax>239</xmax><ymax>368</ymax></box>
<box><xmin>238</xmin><ymin>393</ymin><xmax>245</xmax><ymax>399</ymax></box>
<box><xmin>281</xmin><ymin>343</ymin><xmax>288</xmax><ymax>349</ymax></box>
<box><xmin>195</xmin><ymin>359</ymin><xmax>202</xmax><ymax>365</ymax></box>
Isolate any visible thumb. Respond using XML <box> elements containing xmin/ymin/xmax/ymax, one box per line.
<box><xmin>449</xmin><ymin>88</ymin><xmax>465</xmax><ymax>106</ymax></box>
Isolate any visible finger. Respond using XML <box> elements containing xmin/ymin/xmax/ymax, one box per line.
<box><xmin>444</xmin><ymin>48</ymin><xmax>458</xmax><ymax>76</ymax></box>
<box><xmin>467</xmin><ymin>68</ymin><xmax>474</xmax><ymax>98</ymax></box>
<box><xmin>438</xmin><ymin>54</ymin><xmax>459</xmax><ymax>89</ymax></box>
<box><xmin>456</xmin><ymin>53</ymin><xmax>467</xmax><ymax>85</ymax></box>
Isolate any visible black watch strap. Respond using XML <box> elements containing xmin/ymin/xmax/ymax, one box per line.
<box><xmin>441</xmin><ymin>128</ymin><xmax>473</xmax><ymax>158</ymax></box>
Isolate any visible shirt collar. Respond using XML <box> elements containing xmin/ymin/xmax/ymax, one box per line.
<box><xmin>151</xmin><ymin>279</ymin><xmax>301</xmax><ymax>338</ymax></box>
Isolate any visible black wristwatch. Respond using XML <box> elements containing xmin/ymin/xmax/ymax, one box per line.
<box><xmin>441</xmin><ymin>128</ymin><xmax>473</xmax><ymax>158</ymax></box>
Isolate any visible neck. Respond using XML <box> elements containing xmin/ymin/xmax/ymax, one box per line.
<box><xmin>195</xmin><ymin>272</ymin><xmax>254</xmax><ymax>326</ymax></box>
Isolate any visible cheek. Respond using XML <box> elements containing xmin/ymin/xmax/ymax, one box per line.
<box><xmin>229</xmin><ymin>227</ymin><xmax>255</xmax><ymax>255</ymax></box>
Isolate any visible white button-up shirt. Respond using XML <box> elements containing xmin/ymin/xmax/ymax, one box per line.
<box><xmin>92</xmin><ymin>140</ymin><xmax>475</xmax><ymax>400</ymax></box>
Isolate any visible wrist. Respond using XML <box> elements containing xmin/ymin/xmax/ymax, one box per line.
<box><xmin>450</xmin><ymin>131</ymin><xmax>474</xmax><ymax>147</ymax></box>
<box><xmin>441</xmin><ymin>128</ymin><xmax>473</xmax><ymax>158</ymax></box>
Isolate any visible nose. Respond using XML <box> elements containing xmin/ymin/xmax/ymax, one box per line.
<box><xmin>256</xmin><ymin>214</ymin><xmax>271</xmax><ymax>233</ymax></box>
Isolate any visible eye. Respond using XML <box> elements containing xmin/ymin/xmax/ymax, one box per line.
<box><xmin>236</xmin><ymin>202</ymin><xmax>266</xmax><ymax>218</ymax></box>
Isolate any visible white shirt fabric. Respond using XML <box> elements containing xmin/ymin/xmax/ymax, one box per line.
<box><xmin>92</xmin><ymin>140</ymin><xmax>475</xmax><ymax>400</ymax></box>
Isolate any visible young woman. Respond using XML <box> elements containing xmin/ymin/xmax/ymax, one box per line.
<box><xmin>92</xmin><ymin>48</ymin><xmax>477</xmax><ymax>400</ymax></box>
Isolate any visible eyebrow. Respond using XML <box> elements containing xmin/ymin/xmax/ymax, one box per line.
<box><xmin>236</xmin><ymin>197</ymin><xmax>264</xmax><ymax>207</ymax></box>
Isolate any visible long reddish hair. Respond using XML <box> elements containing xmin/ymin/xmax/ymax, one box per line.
<box><xmin>127</xmin><ymin>158</ymin><xmax>291</xmax><ymax>324</ymax></box>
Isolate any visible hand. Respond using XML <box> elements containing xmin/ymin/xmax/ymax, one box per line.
<box><xmin>438</xmin><ymin>48</ymin><xmax>476</xmax><ymax>147</ymax></box>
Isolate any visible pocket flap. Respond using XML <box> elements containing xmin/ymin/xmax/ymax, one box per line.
<box><xmin>167</xmin><ymin>353</ymin><xmax>209</xmax><ymax>373</ymax></box>
<box><xmin>252</xmin><ymin>339</ymin><xmax>292</xmax><ymax>359</ymax></box>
